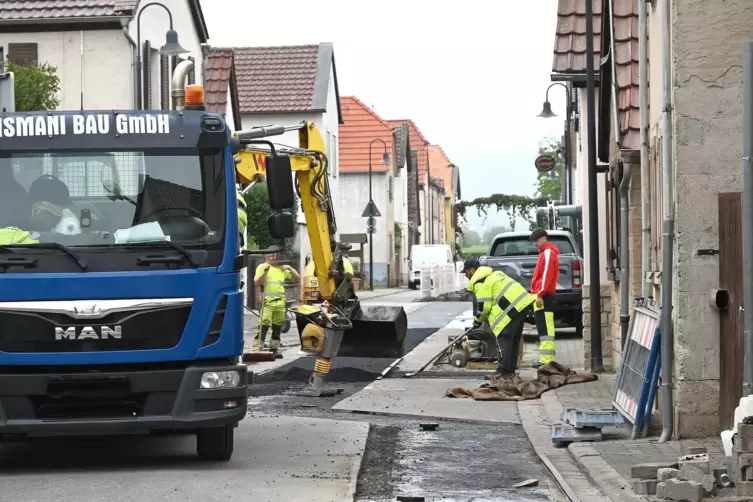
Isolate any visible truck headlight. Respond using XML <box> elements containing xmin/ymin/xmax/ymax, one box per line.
<box><xmin>200</xmin><ymin>370</ymin><xmax>241</xmax><ymax>389</ymax></box>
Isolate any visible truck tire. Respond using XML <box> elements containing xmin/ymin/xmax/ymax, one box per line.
<box><xmin>196</xmin><ymin>425</ymin><xmax>234</xmax><ymax>461</ymax></box>
<box><xmin>409</xmin><ymin>281</ymin><xmax>417</xmax><ymax>290</ymax></box>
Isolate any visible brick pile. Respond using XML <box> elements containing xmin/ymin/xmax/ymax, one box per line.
<box><xmin>630</xmin><ymin>443</ymin><xmax>751</xmax><ymax>501</ymax></box>
<box><xmin>729</xmin><ymin>423</ymin><xmax>753</xmax><ymax>498</ymax></box>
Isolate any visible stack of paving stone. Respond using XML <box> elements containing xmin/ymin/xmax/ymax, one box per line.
<box><xmin>550</xmin><ymin>408</ymin><xmax>624</xmax><ymax>445</ymax></box>
<box><xmin>730</xmin><ymin>422</ymin><xmax>753</xmax><ymax>498</ymax></box>
<box><xmin>631</xmin><ymin>444</ymin><xmax>749</xmax><ymax>501</ymax></box>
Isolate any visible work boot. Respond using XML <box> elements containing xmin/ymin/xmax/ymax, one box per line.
<box><xmin>253</xmin><ymin>326</ymin><xmax>269</xmax><ymax>352</ymax></box>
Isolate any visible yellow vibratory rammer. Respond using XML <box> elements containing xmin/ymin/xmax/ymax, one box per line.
<box><xmin>233</xmin><ymin>120</ymin><xmax>408</xmax><ymax>397</ymax></box>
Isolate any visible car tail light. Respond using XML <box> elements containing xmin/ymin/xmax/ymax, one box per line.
<box><xmin>572</xmin><ymin>260</ymin><xmax>582</xmax><ymax>289</ymax></box>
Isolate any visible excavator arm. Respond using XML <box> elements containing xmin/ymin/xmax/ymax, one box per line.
<box><xmin>232</xmin><ymin>121</ymin><xmax>407</xmax><ymax>363</ymax></box>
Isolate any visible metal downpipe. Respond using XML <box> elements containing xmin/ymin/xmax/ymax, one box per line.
<box><xmin>639</xmin><ymin>0</ymin><xmax>650</xmax><ymax>300</ymax></box>
<box><xmin>120</xmin><ymin>21</ymin><xmax>137</xmax><ymax>110</ymax></box>
<box><xmin>742</xmin><ymin>42</ymin><xmax>753</xmax><ymax>397</ymax></box>
<box><xmin>620</xmin><ymin>161</ymin><xmax>632</xmax><ymax>348</ymax></box>
<box><xmin>658</xmin><ymin>0</ymin><xmax>675</xmax><ymax>443</ymax></box>
<box><xmin>171</xmin><ymin>59</ymin><xmax>195</xmax><ymax>109</ymax></box>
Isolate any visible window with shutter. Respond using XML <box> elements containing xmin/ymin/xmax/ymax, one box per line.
<box><xmin>8</xmin><ymin>43</ymin><xmax>37</xmax><ymax>66</ymax></box>
<box><xmin>160</xmin><ymin>54</ymin><xmax>170</xmax><ymax>110</ymax></box>
<box><xmin>142</xmin><ymin>41</ymin><xmax>152</xmax><ymax>109</ymax></box>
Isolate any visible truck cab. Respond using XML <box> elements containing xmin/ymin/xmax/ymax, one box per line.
<box><xmin>0</xmin><ymin>107</ymin><xmax>247</xmax><ymax>460</ymax></box>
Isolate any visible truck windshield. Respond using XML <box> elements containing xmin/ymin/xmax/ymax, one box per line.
<box><xmin>0</xmin><ymin>147</ymin><xmax>226</xmax><ymax>252</ymax></box>
<box><xmin>490</xmin><ymin>235</ymin><xmax>576</xmax><ymax>256</ymax></box>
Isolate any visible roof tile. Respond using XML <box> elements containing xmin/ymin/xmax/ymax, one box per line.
<box><xmin>204</xmin><ymin>50</ymin><xmax>234</xmax><ymax>115</ymax></box>
<box><xmin>233</xmin><ymin>44</ymin><xmax>320</xmax><ymax>114</ymax></box>
<box><xmin>386</xmin><ymin>119</ymin><xmax>430</xmax><ymax>180</ymax></box>
<box><xmin>339</xmin><ymin>96</ymin><xmax>393</xmax><ymax>173</ymax></box>
<box><xmin>552</xmin><ymin>0</ymin><xmax>602</xmax><ymax>73</ymax></box>
<box><xmin>0</xmin><ymin>0</ymin><xmax>139</xmax><ymax>20</ymax></box>
<box><xmin>428</xmin><ymin>145</ymin><xmax>454</xmax><ymax>195</ymax></box>
<box><xmin>612</xmin><ymin>0</ymin><xmax>640</xmax><ymax>150</ymax></box>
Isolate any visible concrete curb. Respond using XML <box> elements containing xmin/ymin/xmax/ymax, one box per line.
<box><xmin>568</xmin><ymin>443</ymin><xmax>644</xmax><ymax>502</ymax></box>
<box><xmin>344</xmin><ymin>422</ymin><xmax>371</xmax><ymax>502</ymax></box>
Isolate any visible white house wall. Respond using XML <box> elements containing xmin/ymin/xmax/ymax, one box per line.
<box><xmin>0</xmin><ymin>30</ymin><xmax>132</xmax><ymax>110</ymax></box>
<box><xmin>576</xmin><ymin>88</ymin><xmax>609</xmax><ymax>286</ymax></box>
<box><xmin>339</xmin><ymin>171</ymin><xmax>391</xmax><ymax>286</ymax></box>
<box><xmin>127</xmin><ymin>0</ymin><xmax>203</xmax><ymax>107</ymax></box>
<box><xmin>393</xmin><ymin>164</ymin><xmax>409</xmax><ymax>284</ymax></box>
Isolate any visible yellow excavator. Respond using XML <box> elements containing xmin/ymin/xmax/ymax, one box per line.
<box><xmin>232</xmin><ymin>121</ymin><xmax>407</xmax><ymax>397</ymax></box>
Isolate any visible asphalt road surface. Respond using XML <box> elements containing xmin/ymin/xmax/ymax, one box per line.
<box><xmin>0</xmin><ymin>289</ymin><xmax>565</xmax><ymax>502</ymax></box>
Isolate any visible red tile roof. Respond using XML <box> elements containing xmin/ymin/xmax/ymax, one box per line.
<box><xmin>204</xmin><ymin>50</ymin><xmax>232</xmax><ymax>114</ymax></box>
<box><xmin>386</xmin><ymin>120</ymin><xmax>430</xmax><ymax>181</ymax></box>
<box><xmin>612</xmin><ymin>0</ymin><xmax>640</xmax><ymax>150</ymax></box>
<box><xmin>552</xmin><ymin>0</ymin><xmax>602</xmax><ymax>74</ymax></box>
<box><xmin>0</xmin><ymin>0</ymin><xmax>138</xmax><ymax>19</ymax></box>
<box><xmin>339</xmin><ymin>96</ymin><xmax>393</xmax><ymax>173</ymax></box>
<box><xmin>428</xmin><ymin>145</ymin><xmax>454</xmax><ymax>196</ymax></box>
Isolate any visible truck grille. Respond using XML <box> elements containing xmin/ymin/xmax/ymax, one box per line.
<box><xmin>0</xmin><ymin>306</ymin><xmax>191</xmax><ymax>353</ymax></box>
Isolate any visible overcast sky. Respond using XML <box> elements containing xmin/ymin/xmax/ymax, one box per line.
<box><xmin>202</xmin><ymin>0</ymin><xmax>565</xmax><ymax>233</ymax></box>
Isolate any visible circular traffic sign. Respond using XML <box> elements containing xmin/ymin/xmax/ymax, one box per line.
<box><xmin>367</xmin><ymin>217</ymin><xmax>376</xmax><ymax>227</ymax></box>
<box><xmin>535</xmin><ymin>154</ymin><xmax>555</xmax><ymax>172</ymax></box>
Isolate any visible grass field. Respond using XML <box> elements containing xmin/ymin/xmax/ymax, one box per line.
<box><xmin>461</xmin><ymin>245</ymin><xmax>488</xmax><ymax>257</ymax></box>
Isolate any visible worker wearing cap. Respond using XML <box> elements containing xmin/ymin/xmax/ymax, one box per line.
<box><xmin>529</xmin><ymin>228</ymin><xmax>560</xmax><ymax>367</ymax></box>
<box><xmin>461</xmin><ymin>256</ymin><xmax>536</xmax><ymax>378</ymax></box>
<box><xmin>253</xmin><ymin>253</ymin><xmax>300</xmax><ymax>352</ymax></box>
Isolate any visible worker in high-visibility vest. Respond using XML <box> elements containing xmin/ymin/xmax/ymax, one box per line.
<box><xmin>253</xmin><ymin>252</ymin><xmax>300</xmax><ymax>352</ymax></box>
<box><xmin>237</xmin><ymin>190</ymin><xmax>247</xmax><ymax>247</ymax></box>
<box><xmin>461</xmin><ymin>256</ymin><xmax>536</xmax><ymax>378</ymax></box>
<box><xmin>529</xmin><ymin>228</ymin><xmax>560</xmax><ymax>367</ymax></box>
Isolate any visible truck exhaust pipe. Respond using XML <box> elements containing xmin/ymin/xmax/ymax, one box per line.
<box><xmin>171</xmin><ymin>59</ymin><xmax>195</xmax><ymax>109</ymax></box>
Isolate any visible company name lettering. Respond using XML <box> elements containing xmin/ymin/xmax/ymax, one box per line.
<box><xmin>0</xmin><ymin>113</ymin><xmax>170</xmax><ymax>138</ymax></box>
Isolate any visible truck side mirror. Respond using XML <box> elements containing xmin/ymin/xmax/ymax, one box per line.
<box><xmin>267</xmin><ymin>212</ymin><xmax>295</xmax><ymax>239</ymax></box>
<box><xmin>266</xmin><ymin>154</ymin><xmax>295</xmax><ymax>210</ymax></box>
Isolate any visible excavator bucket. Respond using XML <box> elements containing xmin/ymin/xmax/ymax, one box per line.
<box><xmin>295</xmin><ymin>304</ymin><xmax>408</xmax><ymax>359</ymax></box>
<box><xmin>338</xmin><ymin>304</ymin><xmax>408</xmax><ymax>358</ymax></box>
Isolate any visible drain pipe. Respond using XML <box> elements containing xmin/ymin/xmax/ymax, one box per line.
<box><xmin>742</xmin><ymin>42</ymin><xmax>753</xmax><ymax>397</ymax></box>
<box><xmin>120</xmin><ymin>19</ymin><xmax>138</xmax><ymax>109</ymax></box>
<box><xmin>620</xmin><ymin>159</ymin><xmax>632</xmax><ymax>349</ymax></box>
<box><xmin>658</xmin><ymin>0</ymin><xmax>675</xmax><ymax>443</ymax></box>
<box><xmin>171</xmin><ymin>59</ymin><xmax>195</xmax><ymax>109</ymax></box>
<box><xmin>639</xmin><ymin>0</ymin><xmax>650</xmax><ymax>299</ymax></box>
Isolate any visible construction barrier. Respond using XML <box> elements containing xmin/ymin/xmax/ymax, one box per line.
<box><xmin>419</xmin><ymin>262</ymin><xmax>468</xmax><ymax>299</ymax></box>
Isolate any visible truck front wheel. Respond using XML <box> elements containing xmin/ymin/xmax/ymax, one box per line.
<box><xmin>196</xmin><ymin>425</ymin><xmax>234</xmax><ymax>461</ymax></box>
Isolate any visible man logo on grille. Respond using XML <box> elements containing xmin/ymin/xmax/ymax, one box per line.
<box><xmin>55</xmin><ymin>326</ymin><xmax>122</xmax><ymax>340</ymax></box>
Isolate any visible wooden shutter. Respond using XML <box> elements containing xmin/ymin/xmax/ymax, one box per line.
<box><xmin>8</xmin><ymin>43</ymin><xmax>37</xmax><ymax>66</ymax></box>
<box><xmin>142</xmin><ymin>40</ymin><xmax>152</xmax><ymax>109</ymax></box>
<box><xmin>160</xmin><ymin>54</ymin><xmax>170</xmax><ymax>110</ymax></box>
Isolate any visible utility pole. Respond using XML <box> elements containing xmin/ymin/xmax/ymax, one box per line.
<box><xmin>585</xmin><ymin>0</ymin><xmax>603</xmax><ymax>373</ymax></box>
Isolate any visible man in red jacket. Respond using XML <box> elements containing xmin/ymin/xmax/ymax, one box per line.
<box><xmin>530</xmin><ymin>228</ymin><xmax>559</xmax><ymax>367</ymax></box>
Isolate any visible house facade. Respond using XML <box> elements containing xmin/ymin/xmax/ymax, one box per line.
<box><xmin>558</xmin><ymin>0</ymin><xmax>753</xmax><ymax>438</ymax></box>
<box><xmin>0</xmin><ymin>0</ymin><xmax>209</xmax><ymax>111</ymax></box>
<box><xmin>232</xmin><ymin>43</ymin><xmax>343</xmax><ymax>276</ymax></box>
<box><xmin>428</xmin><ymin>146</ymin><xmax>460</xmax><ymax>255</ymax></box>
<box><xmin>338</xmin><ymin>96</ymin><xmax>399</xmax><ymax>287</ymax></box>
<box><xmin>551</xmin><ymin>0</ymin><xmax>614</xmax><ymax>370</ymax></box>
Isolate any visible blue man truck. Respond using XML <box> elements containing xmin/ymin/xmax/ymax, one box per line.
<box><xmin>0</xmin><ymin>84</ymin><xmax>250</xmax><ymax>460</ymax></box>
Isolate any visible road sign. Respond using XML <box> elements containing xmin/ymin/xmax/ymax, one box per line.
<box><xmin>362</xmin><ymin>200</ymin><xmax>381</xmax><ymax>218</ymax></box>
<box><xmin>535</xmin><ymin>154</ymin><xmax>555</xmax><ymax>173</ymax></box>
<box><xmin>367</xmin><ymin>223</ymin><xmax>376</xmax><ymax>234</ymax></box>
<box><xmin>367</xmin><ymin>217</ymin><xmax>376</xmax><ymax>227</ymax></box>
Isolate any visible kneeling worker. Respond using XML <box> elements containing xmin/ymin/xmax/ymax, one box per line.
<box><xmin>461</xmin><ymin>257</ymin><xmax>536</xmax><ymax>378</ymax></box>
<box><xmin>253</xmin><ymin>253</ymin><xmax>300</xmax><ymax>352</ymax></box>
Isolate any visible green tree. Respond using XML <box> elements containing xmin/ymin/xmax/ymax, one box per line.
<box><xmin>483</xmin><ymin>225</ymin><xmax>511</xmax><ymax>245</ymax></box>
<box><xmin>6</xmin><ymin>60</ymin><xmax>60</xmax><ymax>112</ymax></box>
<box><xmin>534</xmin><ymin>136</ymin><xmax>563</xmax><ymax>202</ymax></box>
<box><xmin>460</xmin><ymin>229</ymin><xmax>482</xmax><ymax>247</ymax></box>
<box><xmin>243</xmin><ymin>182</ymin><xmax>299</xmax><ymax>259</ymax></box>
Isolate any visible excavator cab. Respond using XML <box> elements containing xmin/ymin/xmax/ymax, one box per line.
<box><xmin>233</xmin><ymin>122</ymin><xmax>408</xmax><ymax>368</ymax></box>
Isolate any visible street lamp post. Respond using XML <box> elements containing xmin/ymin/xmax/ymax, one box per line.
<box><xmin>538</xmin><ymin>82</ymin><xmax>572</xmax><ymax>204</ymax></box>
<box><xmin>135</xmin><ymin>1</ymin><xmax>190</xmax><ymax>110</ymax></box>
<box><xmin>368</xmin><ymin>138</ymin><xmax>391</xmax><ymax>291</ymax></box>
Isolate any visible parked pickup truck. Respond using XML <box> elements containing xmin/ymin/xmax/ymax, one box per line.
<box><xmin>479</xmin><ymin>230</ymin><xmax>583</xmax><ymax>336</ymax></box>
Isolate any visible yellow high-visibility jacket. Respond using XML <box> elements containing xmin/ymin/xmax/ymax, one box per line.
<box><xmin>467</xmin><ymin>266</ymin><xmax>536</xmax><ymax>336</ymax></box>
<box><xmin>254</xmin><ymin>264</ymin><xmax>292</xmax><ymax>305</ymax></box>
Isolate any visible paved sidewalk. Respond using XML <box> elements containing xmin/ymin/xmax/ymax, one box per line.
<box><xmin>517</xmin><ymin>337</ymin><xmax>729</xmax><ymax>501</ymax></box>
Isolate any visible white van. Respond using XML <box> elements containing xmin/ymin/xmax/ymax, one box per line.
<box><xmin>409</xmin><ymin>244</ymin><xmax>453</xmax><ymax>290</ymax></box>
